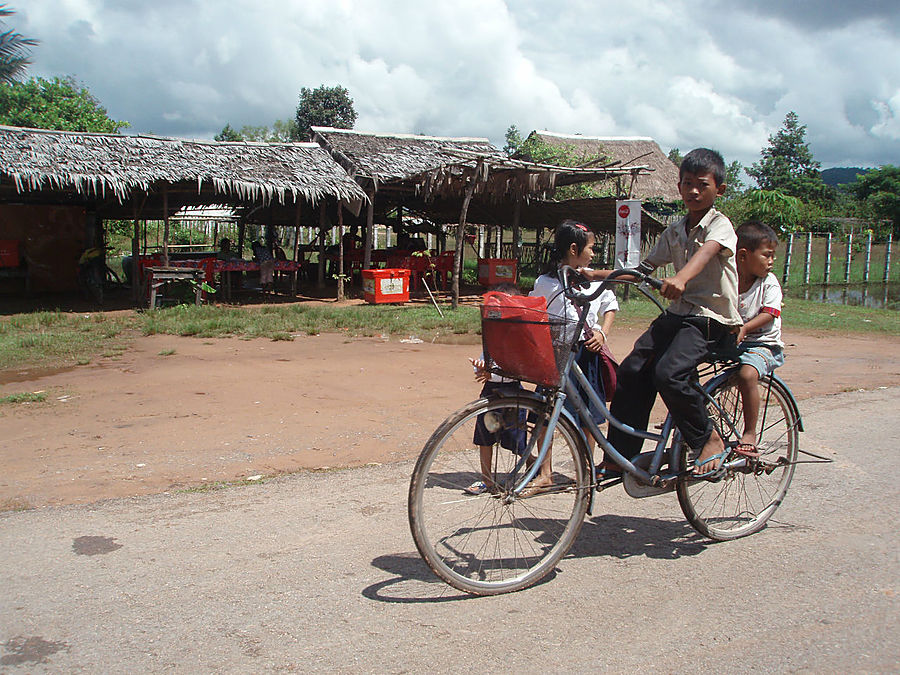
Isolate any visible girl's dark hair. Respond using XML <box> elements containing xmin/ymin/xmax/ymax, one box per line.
<box><xmin>736</xmin><ymin>221</ymin><xmax>779</xmax><ymax>252</ymax></box>
<box><xmin>542</xmin><ymin>220</ymin><xmax>593</xmax><ymax>275</ymax></box>
<box><xmin>680</xmin><ymin>148</ymin><xmax>726</xmax><ymax>186</ymax></box>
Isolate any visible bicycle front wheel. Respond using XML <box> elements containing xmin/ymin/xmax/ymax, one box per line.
<box><xmin>408</xmin><ymin>394</ymin><xmax>591</xmax><ymax>595</ymax></box>
<box><xmin>677</xmin><ymin>375</ymin><xmax>799</xmax><ymax>540</ymax></box>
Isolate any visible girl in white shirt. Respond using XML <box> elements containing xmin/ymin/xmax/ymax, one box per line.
<box><xmin>527</xmin><ymin>220</ymin><xmax>618</xmax><ymax>490</ymax></box>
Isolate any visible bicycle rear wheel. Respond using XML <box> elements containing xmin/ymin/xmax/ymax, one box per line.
<box><xmin>408</xmin><ymin>394</ymin><xmax>591</xmax><ymax>595</ymax></box>
<box><xmin>677</xmin><ymin>375</ymin><xmax>799</xmax><ymax>540</ymax></box>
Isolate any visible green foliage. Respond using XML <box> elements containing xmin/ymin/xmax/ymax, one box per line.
<box><xmin>747</xmin><ymin>111</ymin><xmax>828</xmax><ymax>203</ymax></box>
<box><xmin>667</xmin><ymin>147</ymin><xmax>683</xmax><ymax>166</ymax></box>
<box><xmin>295</xmin><ymin>84</ymin><xmax>357</xmax><ymax>140</ymax></box>
<box><xmin>719</xmin><ymin>189</ymin><xmax>809</xmax><ymax>234</ymax></box>
<box><xmin>0</xmin><ymin>76</ymin><xmax>128</xmax><ymax>132</ymax></box>
<box><xmin>504</xmin><ymin>124</ymin><xmax>523</xmax><ymax>155</ymax></box>
<box><xmin>851</xmin><ymin>165</ymin><xmax>900</xmax><ymax>235</ymax></box>
<box><xmin>0</xmin><ymin>4</ymin><xmax>36</xmax><ymax>83</ymax></box>
<box><xmin>723</xmin><ymin>160</ymin><xmax>745</xmax><ymax>199</ymax></box>
<box><xmin>511</xmin><ymin>132</ymin><xmax>614</xmax><ymax>199</ymax></box>
<box><xmin>215</xmin><ymin>118</ymin><xmax>300</xmax><ymax>143</ymax></box>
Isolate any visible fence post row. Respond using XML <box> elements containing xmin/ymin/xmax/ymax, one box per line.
<box><xmin>824</xmin><ymin>233</ymin><xmax>832</xmax><ymax>284</ymax></box>
<box><xmin>885</xmin><ymin>234</ymin><xmax>893</xmax><ymax>284</ymax></box>
<box><xmin>803</xmin><ymin>232</ymin><xmax>812</xmax><ymax>285</ymax></box>
<box><xmin>844</xmin><ymin>233</ymin><xmax>853</xmax><ymax>283</ymax></box>
<box><xmin>782</xmin><ymin>233</ymin><xmax>794</xmax><ymax>285</ymax></box>
<box><xmin>863</xmin><ymin>233</ymin><xmax>872</xmax><ymax>283</ymax></box>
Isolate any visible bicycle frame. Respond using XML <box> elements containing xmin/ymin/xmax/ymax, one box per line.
<box><xmin>506</xmin><ymin>271</ymin><xmax>803</xmax><ymax>507</ymax></box>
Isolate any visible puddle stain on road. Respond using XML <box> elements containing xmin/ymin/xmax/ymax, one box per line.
<box><xmin>72</xmin><ymin>535</ymin><xmax>122</xmax><ymax>556</ymax></box>
<box><xmin>0</xmin><ymin>636</ymin><xmax>69</xmax><ymax>665</ymax></box>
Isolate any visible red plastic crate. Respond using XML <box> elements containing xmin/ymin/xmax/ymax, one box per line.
<box><xmin>478</xmin><ymin>258</ymin><xmax>517</xmax><ymax>286</ymax></box>
<box><xmin>362</xmin><ymin>268</ymin><xmax>410</xmax><ymax>304</ymax></box>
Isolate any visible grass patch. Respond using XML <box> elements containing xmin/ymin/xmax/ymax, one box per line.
<box><xmin>0</xmin><ymin>497</ymin><xmax>34</xmax><ymax>512</ymax></box>
<box><xmin>179</xmin><ymin>475</ymin><xmax>268</xmax><ymax>493</ymax></box>
<box><xmin>1</xmin><ymin>293</ymin><xmax>896</xmax><ymax>373</ymax></box>
<box><xmin>157</xmin><ymin>349</ymin><xmax>176</xmax><ymax>356</ymax></box>
<box><xmin>0</xmin><ymin>391</ymin><xmax>48</xmax><ymax>405</ymax></box>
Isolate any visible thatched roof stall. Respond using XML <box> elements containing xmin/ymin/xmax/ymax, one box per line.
<box><xmin>312</xmin><ymin>127</ymin><xmax>654</xmax><ymax>306</ymax></box>
<box><xmin>0</xmin><ymin>125</ymin><xmax>368</xmax><ymax>297</ymax></box>
<box><xmin>520</xmin><ymin>131</ymin><xmax>681</xmax><ymax>202</ymax></box>
<box><xmin>0</xmin><ymin>125</ymin><xmax>367</xmax><ymax>220</ymax></box>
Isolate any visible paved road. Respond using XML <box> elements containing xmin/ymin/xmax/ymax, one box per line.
<box><xmin>2</xmin><ymin>388</ymin><xmax>898</xmax><ymax>673</ymax></box>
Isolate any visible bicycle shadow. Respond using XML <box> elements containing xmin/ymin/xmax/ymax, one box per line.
<box><xmin>362</xmin><ymin>514</ymin><xmax>708</xmax><ymax>604</ymax></box>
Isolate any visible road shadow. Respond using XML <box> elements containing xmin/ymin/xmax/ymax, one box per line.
<box><xmin>363</xmin><ymin>513</ymin><xmax>709</xmax><ymax>603</ymax></box>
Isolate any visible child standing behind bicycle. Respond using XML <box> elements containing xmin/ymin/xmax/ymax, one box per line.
<box><xmin>580</xmin><ymin>148</ymin><xmax>742</xmax><ymax>479</ymax></box>
<box><xmin>528</xmin><ymin>220</ymin><xmax>618</xmax><ymax>490</ymax></box>
<box><xmin>733</xmin><ymin>221</ymin><xmax>785</xmax><ymax>455</ymax></box>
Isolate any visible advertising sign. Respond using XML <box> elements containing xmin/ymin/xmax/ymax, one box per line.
<box><xmin>615</xmin><ymin>200</ymin><xmax>642</xmax><ymax>269</ymax></box>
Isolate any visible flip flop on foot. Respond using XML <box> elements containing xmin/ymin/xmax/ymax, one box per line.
<box><xmin>732</xmin><ymin>443</ymin><xmax>760</xmax><ymax>457</ymax></box>
<box><xmin>463</xmin><ymin>480</ymin><xmax>492</xmax><ymax>495</ymax></box>
<box><xmin>595</xmin><ymin>462</ymin><xmax>622</xmax><ymax>480</ymax></box>
<box><xmin>692</xmin><ymin>450</ymin><xmax>729</xmax><ymax>481</ymax></box>
<box><xmin>519</xmin><ymin>479</ymin><xmax>554</xmax><ymax>497</ymax></box>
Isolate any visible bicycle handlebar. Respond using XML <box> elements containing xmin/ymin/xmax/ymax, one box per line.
<box><xmin>559</xmin><ymin>265</ymin><xmax>663</xmax><ymax>303</ymax></box>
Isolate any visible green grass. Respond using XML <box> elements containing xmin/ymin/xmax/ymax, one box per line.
<box><xmin>0</xmin><ymin>391</ymin><xmax>48</xmax><ymax>405</ymax></box>
<box><xmin>0</xmin><ymin>294</ymin><xmax>896</xmax><ymax>373</ymax></box>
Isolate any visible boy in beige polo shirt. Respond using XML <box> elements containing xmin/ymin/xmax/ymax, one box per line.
<box><xmin>581</xmin><ymin>148</ymin><xmax>742</xmax><ymax>479</ymax></box>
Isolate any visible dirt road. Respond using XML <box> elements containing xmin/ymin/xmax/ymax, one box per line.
<box><xmin>1</xmin><ymin>387</ymin><xmax>897</xmax><ymax>672</ymax></box>
<box><xmin>2</xmin><ymin>328</ymin><xmax>900</xmax><ymax>509</ymax></box>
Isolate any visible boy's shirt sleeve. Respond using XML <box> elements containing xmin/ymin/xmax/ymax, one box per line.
<box><xmin>761</xmin><ymin>274</ymin><xmax>783</xmax><ymax>316</ymax></box>
<box><xmin>705</xmin><ymin>212</ymin><xmax>738</xmax><ymax>258</ymax></box>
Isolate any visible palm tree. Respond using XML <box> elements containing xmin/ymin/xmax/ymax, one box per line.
<box><xmin>0</xmin><ymin>5</ymin><xmax>37</xmax><ymax>83</ymax></box>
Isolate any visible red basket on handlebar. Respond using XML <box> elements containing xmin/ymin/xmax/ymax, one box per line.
<box><xmin>481</xmin><ymin>292</ymin><xmax>575</xmax><ymax>388</ymax></box>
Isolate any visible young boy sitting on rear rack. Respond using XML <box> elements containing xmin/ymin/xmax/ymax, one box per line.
<box><xmin>580</xmin><ymin>147</ymin><xmax>742</xmax><ymax>479</ymax></box>
<box><xmin>733</xmin><ymin>221</ymin><xmax>785</xmax><ymax>455</ymax></box>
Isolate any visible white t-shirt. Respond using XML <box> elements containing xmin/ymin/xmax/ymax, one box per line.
<box><xmin>738</xmin><ymin>272</ymin><xmax>783</xmax><ymax>348</ymax></box>
<box><xmin>530</xmin><ymin>270</ymin><xmax>619</xmax><ymax>344</ymax></box>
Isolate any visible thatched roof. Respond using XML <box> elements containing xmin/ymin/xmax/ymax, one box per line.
<box><xmin>522</xmin><ymin>131</ymin><xmax>681</xmax><ymax>201</ymax></box>
<box><xmin>0</xmin><ymin>125</ymin><xmax>368</xmax><ymax>213</ymax></box>
<box><xmin>310</xmin><ymin>127</ymin><xmax>501</xmax><ymax>184</ymax></box>
<box><xmin>313</xmin><ymin>126</ymin><xmax>654</xmax><ymax>208</ymax></box>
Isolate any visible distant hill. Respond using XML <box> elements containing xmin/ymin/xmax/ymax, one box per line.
<box><xmin>821</xmin><ymin>167</ymin><xmax>870</xmax><ymax>187</ymax></box>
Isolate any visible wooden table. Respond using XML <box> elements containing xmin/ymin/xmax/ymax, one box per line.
<box><xmin>146</xmin><ymin>266</ymin><xmax>206</xmax><ymax>308</ymax></box>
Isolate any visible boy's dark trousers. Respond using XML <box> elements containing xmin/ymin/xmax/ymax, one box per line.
<box><xmin>606</xmin><ymin>311</ymin><xmax>734</xmax><ymax>461</ymax></box>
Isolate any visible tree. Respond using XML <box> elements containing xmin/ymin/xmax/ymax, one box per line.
<box><xmin>724</xmin><ymin>160</ymin><xmax>745</xmax><ymax>199</ymax></box>
<box><xmin>214</xmin><ymin>123</ymin><xmax>242</xmax><ymax>141</ymax></box>
<box><xmin>719</xmin><ymin>189</ymin><xmax>806</xmax><ymax>235</ymax></box>
<box><xmin>214</xmin><ymin>118</ymin><xmax>301</xmax><ymax>143</ymax></box>
<box><xmin>504</xmin><ymin>124</ymin><xmax>523</xmax><ymax>155</ymax></box>
<box><xmin>747</xmin><ymin>111</ymin><xmax>827</xmax><ymax>202</ymax></box>
<box><xmin>0</xmin><ymin>76</ymin><xmax>128</xmax><ymax>132</ymax></box>
<box><xmin>0</xmin><ymin>4</ymin><xmax>37</xmax><ymax>83</ymax></box>
<box><xmin>852</xmin><ymin>165</ymin><xmax>900</xmax><ymax>235</ymax></box>
<box><xmin>297</xmin><ymin>84</ymin><xmax>356</xmax><ymax>140</ymax></box>
<box><xmin>667</xmin><ymin>147</ymin><xmax>683</xmax><ymax>167</ymax></box>
<box><xmin>295</xmin><ymin>85</ymin><xmax>356</xmax><ymax>140</ymax></box>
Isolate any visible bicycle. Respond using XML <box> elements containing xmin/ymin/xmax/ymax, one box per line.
<box><xmin>408</xmin><ymin>267</ymin><xmax>808</xmax><ymax>595</ymax></box>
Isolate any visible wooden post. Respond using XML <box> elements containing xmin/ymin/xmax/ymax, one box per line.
<box><xmin>452</xmin><ymin>159</ymin><xmax>483</xmax><ymax>310</ymax></box>
<box><xmin>824</xmin><ymin>232</ymin><xmax>832</xmax><ymax>284</ymax></box>
<box><xmin>317</xmin><ymin>201</ymin><xmax>327</xmax><ymax>289</ymax></box>
<box><xmin>781</xmin><ymin>233</ymin><xmax>793</xmax><ymax>285</ymax></box>
<box><xmin>863</xmin><ymin>232</ymin><xmax>872</xmax><ymax>283</ymax></box>
<box><xmin>162</xmin><ymin>187</ymin><xmax>170</xmax><ymax>267</ymax></box>
<box><xmin>291</xmin><ymin>201</ymin><xmax>301</xmax><ymax>296</ymax></box>
<box><xmin>477</xmin><ymin>224</ymin><xmax>485</xmax><ymax>259</ymax></box>
<box><xmin>803</xmin><ymin>232</ymin><xmax>812</xmax><ymax>285</ymax></box>
<box><xmin>337</xmin><ymin>202</ymin><xmax>345</xmax><ymax>302</ymax></box>
<box><xmin>363</xmin><ymin>188</ymin><xmax>375</xmax><ymax>271</ymax></box>
<box><xmin>844</xmin><ymin>233</ymin><xmax>853</xmax><ymax>283</ymax></box>
<box><xmin>884</xmin><ymin>233</ymin><xmax>892</xmax><ymax>283</ymax></box>
<box><xmin>132</xmin><ymin>202</ymin><xmax>141</xmax><ymax>304</ymax></box>
<box><xmin>512</xmin><ymin>200</ymin><xmax>521</xmax><ymax>264</ymax></box>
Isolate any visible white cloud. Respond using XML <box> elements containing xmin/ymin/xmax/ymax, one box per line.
<box><xmin>13</xmin><ymin>0</ymin><xmax>900</xmax><ymax>168</ymax></box>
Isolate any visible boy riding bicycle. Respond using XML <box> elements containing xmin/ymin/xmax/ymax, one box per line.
<box><xmin>581</xmin><ymin>148</ymin><xmax>742</xmax><ymax>479</ymax></box>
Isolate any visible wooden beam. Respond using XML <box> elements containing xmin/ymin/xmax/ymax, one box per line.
<box><xmin>452</xmin><ymin>159</ymin><xmax>483</xmax><ymax>310</ymax></box>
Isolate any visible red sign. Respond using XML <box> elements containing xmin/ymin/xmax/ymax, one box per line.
<box><xmin>618</xmin><ymin>204</ymin><xmax>630</xmax><ymax>219</ymax></box>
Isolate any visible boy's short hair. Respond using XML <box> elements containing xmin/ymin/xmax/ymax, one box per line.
<box><xmin>736</xmin><ymin>221</ymin><xmax>779</xmax><ymax>252</ymax></box>
<box><xmin>680</xmin><ymin>148</ymin><xmax>726</xmax><ymax>186</ymax></box>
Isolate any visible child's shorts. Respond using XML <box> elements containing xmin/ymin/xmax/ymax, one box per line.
<box><xmin>474</xmin><ymin>381</ymin><xmax>527</xmax><ymax>455</ymax></box>
<box><xmin>737</xmin><ymin>342</ymin><xmax>785</xmax><ymax>378</ymax></box>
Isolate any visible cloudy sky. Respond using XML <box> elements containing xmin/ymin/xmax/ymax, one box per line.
<box><xmin>13</xmin><ymin>0</ymin><xmax>900</xmax><ymax>174</ymax></box>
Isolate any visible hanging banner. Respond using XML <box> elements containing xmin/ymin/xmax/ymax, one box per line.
<box><xmin>614</xmin><ymin>200</ymin><xmax>642</xmax><ymax>269</ymax></box>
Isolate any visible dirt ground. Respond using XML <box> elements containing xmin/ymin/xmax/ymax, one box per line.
<box><xmin>2</xmin><ymin>325</ymin><xmax>899</xmax><ymax>509</ymax></box>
